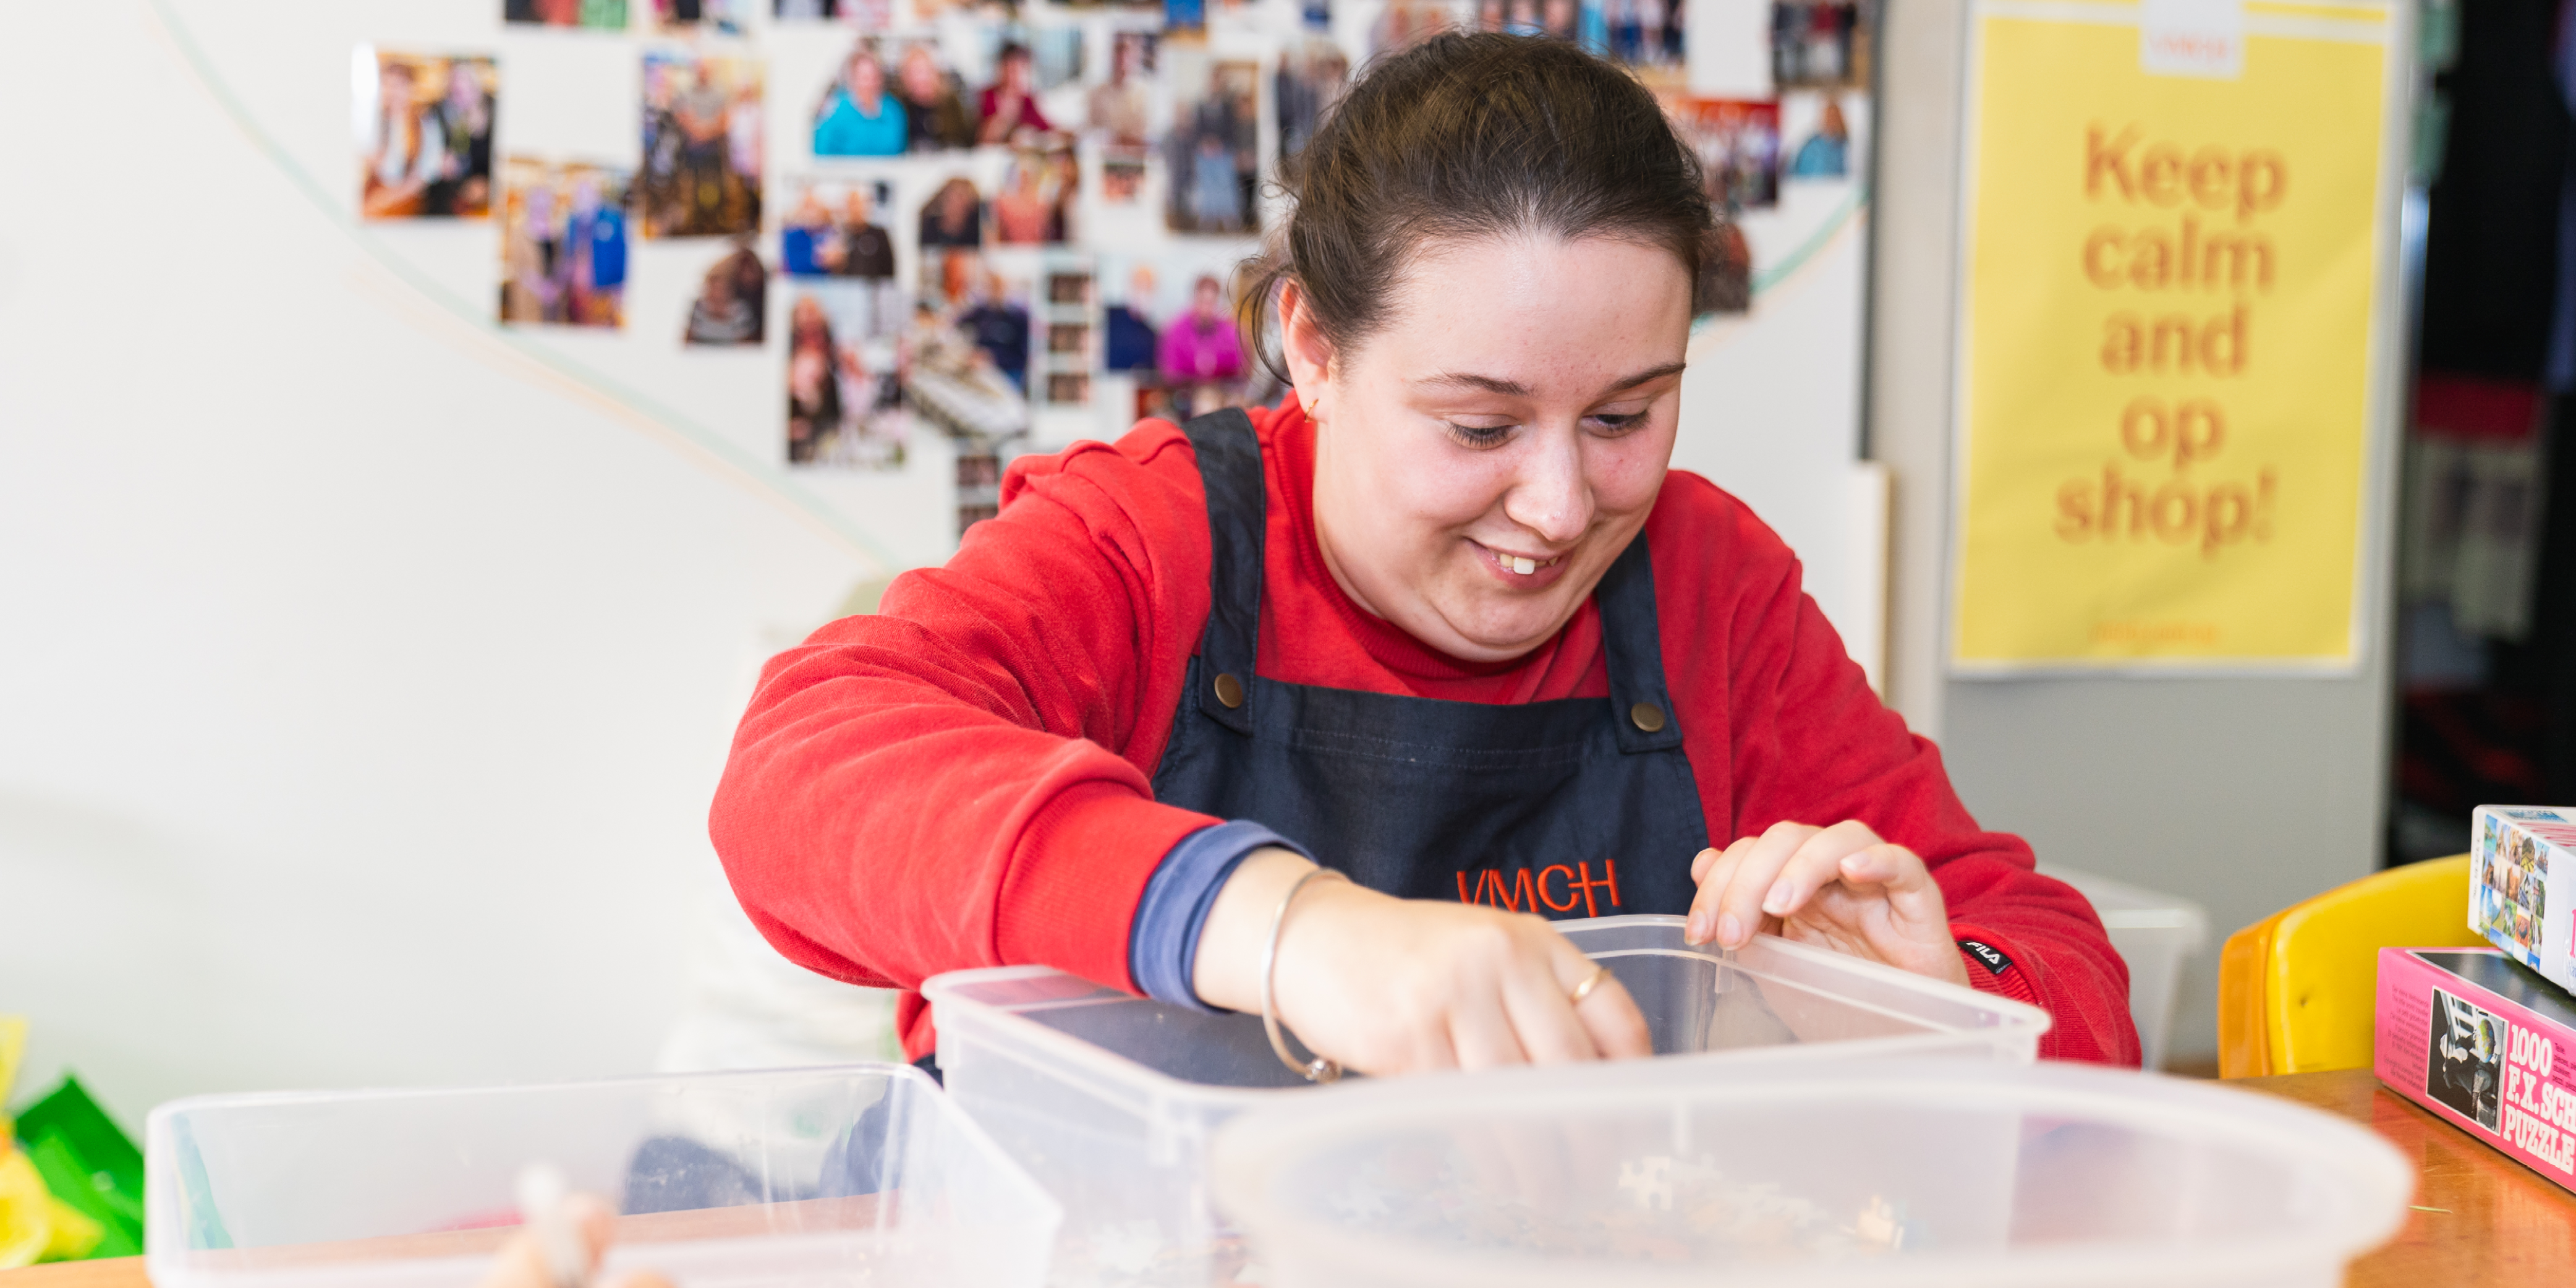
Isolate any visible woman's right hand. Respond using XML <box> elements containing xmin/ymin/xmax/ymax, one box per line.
<box><xmin>1191</xmin><ymin>849</ymin><xmax>1652</xmax><ymax>1075</ymax></box>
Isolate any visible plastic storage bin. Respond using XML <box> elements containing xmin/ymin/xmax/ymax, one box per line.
<box><xmin>1211</xmin><ymin>1058</ymin><xmax>2410</xmax><ymax>1288</ymax></box>
<box><xmin>924</xmin><ymin>915</ymin><xmax>2049</xmax><ymax>1286</ymax></box>
<box><xmin>2043</xmin><ymin>865</ymin><xmax>2213</xmax><ymax>1071</ymax></box>
<box><xmin>145</xmin><ymin>1064</ymin><xmax>1058</xmax><ymax>1288</ymax></box>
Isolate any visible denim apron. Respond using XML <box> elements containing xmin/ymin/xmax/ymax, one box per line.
<box><xmin>1150</xmin><ymin>409</ymin><xmax>1712</xmax><ymax>915</ymax></box>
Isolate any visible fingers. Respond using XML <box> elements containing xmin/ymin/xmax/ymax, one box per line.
<box><xmin>1836</xmin><ymin>841</ymin><xmax>1942</xmax><ymax>913</ymax></box>
<box><xmin>476</xmin><ymin>1194</ymin><xmax>613</xmax><ymax>1288</ymax></box>
<box><xmin>1570</xmin><ymin>970</ymin><xmax>1653</xmax><ymax>1059</ymax></box>
<box><xmin>1456</xmin><ymin>923</ymin><xmax>1609</xmax><ymax>1069</ymax></box>
<box><xmin>1444</xmin><ymin>944</ymin><xmax>1532</xmax><ymax>1070</ymax></box>
<box><xmin>1758</xmin><ymin>821</ymin><xmax>1885</xmax><ymax>923</ymax></box>
<box><xmin>1686</xmin><ymin>822</ymin><xmax>1819</xmax><ymax>949</ymax></box>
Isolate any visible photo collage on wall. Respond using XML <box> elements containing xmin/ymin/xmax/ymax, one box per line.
<box><xmin>357</xmin><ymin>0</ymin><xmax>1873</xmax><ymax>535</ymax></box>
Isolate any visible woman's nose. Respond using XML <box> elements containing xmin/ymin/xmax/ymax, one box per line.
<box><xmin>1500</xmin><ymin>430</ymin><xmax>1592</xmax><ymax>545</ymax></box>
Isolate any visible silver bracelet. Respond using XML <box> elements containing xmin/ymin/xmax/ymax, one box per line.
<box><xmin>1260</xmin><ymin>866</ymin><xmax>1350</xmax><ymax>1084</ymax></box>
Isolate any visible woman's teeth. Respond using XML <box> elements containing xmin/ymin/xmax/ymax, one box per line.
<box><xmin>1511</xmin><ymin>557</ymin><xmax>1536</xmax><ymax>574</ymax></box>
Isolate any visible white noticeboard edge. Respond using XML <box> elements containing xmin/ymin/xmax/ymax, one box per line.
<box><xmin>1937</xmin><ymin>0</ymin><xmax>2415</xmax><ymax>681</ymax></box>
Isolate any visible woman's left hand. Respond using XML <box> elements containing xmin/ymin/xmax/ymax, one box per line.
<box><xmin>1682</xmin><ymin>821</ymin><xmax>1970</xmax><ymax>987</ymax></box>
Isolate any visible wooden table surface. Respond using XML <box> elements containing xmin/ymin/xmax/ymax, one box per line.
<box><xmin>8</xmin><ymin>1067</ymin><xmax>2572</xmax><ymax>1286</ymax></box>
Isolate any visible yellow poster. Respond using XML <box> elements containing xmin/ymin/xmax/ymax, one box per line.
<box><xmin>1951</xmin><ymin>0</ymin><xmax>2402</xmax><ymax>670</ymax></box>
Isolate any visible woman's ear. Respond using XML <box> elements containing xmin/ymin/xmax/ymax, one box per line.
<box><xmin>1275</xmin><ymin>278</ymin><xmax>1336</xmax><ymax>416</ymax></box>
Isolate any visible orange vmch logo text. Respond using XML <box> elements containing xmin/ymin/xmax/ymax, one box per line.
<box><xmin>1455</xmin><ymin>861</ymin><xmax>1622</xmax><ymax>918</ymax></box>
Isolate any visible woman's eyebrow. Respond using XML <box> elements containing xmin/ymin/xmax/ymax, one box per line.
<box><xmin>1414</xmin><ymin>372</ymin><xmax>1532</xmax><ymax>396</ymax></box>
<box><xmin>1413</xmin><ymin>362</ymin><xmax>1688</xmax><ymax>398</ymax></box>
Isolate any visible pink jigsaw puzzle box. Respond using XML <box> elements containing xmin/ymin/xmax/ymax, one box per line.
<box><xmin>2375</xmin><ymin>945</ymin><xmax>2576</xmax><ymax>1194</ymax></box>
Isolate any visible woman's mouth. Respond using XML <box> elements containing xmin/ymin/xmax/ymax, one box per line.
<box><xmin>1474</xmin><ymin>540</ymin><xmax>1571</xmax><ymax>583</ymax></box>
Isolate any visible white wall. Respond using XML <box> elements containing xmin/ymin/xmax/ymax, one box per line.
<box><xmin>2</xmin><ymin>1</ymin><xmax>1882</xmax><ymax>1128</ymax></box>
<box><xmin>1</xmin><ymin>2</ymin><xmax>874</xmax><ymax>1124</ymax></box>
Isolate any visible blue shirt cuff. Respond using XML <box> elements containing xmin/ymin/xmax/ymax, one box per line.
<box><xmin>1128</xmin><ymin>821</ymin><xmax>1311</xmax><ymax>1011</ymax></box>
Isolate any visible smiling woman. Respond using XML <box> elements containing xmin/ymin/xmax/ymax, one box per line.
<box><xmin>711</xmin><ymin>33</ymin><xmax>2141</xmax><ymax>1079</ymax></box>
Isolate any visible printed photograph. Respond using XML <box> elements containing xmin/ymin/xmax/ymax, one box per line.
<box><xmin>1100</xmin><ymin>261</ymin><xmax>1161</xmax><ymax>373</ymax></box>
<box><xmin>1373</xmin><ymin>0</ymin><xmax>1457</xmax><ymax>56</ymax></box>
<box><xmin>787</xmin><ymin>283</ymin><xmax>908</xmax><ymax>469</ymax></box>
<box><xmin>1275</xmin><ymin>38</ymin><xmax>1349</xmax><ymax>169</ymax></box>
<box><xmin>773</xmin><ymin>0</ymin><xmax>893</xmax><ymax>23</ymax></box>
<box><xmin>991</xmin><ymin>142</ymin><xmax>1080</xmax><ymax>245</ymax></box>
<box><xmin>956</xmin><ymin>451</ymin><xmax>1003</xmax><ymax>534</ymax></box>
<box><xmin>1788</xmin><ymin>96</ymin><xmax>1854</xmax><ymax>179</ymax></box>
<box><xmin>905</xmin><ymin>252</ymin><xmax>1034</xmax><ymax>445</ymax></box>
<box><xmin>652</xmin><ymin>0</ymin><xmax>752</xmax><ymax>32</ymax></box>
<box><xmin>1166</xmin><ymin>55</ymin><xmax>1259</xmax><ymax>235</ymax></box>
<box><xmin>1100</xmin><ymin>257</ymin><xmax>1258</xmax><ymax>419</ymax></box>
<box><xmin>919</xmin><ymin>253</ymin><xmax>1033</xmax><ymax>396</ymax></box>
<box><xmin>782</xmin><ymin>177</ymin><xmax>897</xmax><ymax>279</ymax></box>
<box><xmin>640</xmin><ymin>51</ymin><xmax>766</xmax><ymax>238</ymax></box>
<box><xmin>973</xmin><ymin>37</ymin><xmax>1066</xmax><ymax>147</ymax></box>
<box><xmin>1474</xmin><ymin>0</ymin><xmax>1579</xmax><ymax>43</ymax></box>
<box><xmin>1046</xmin><ymin>266</ymin><xmax>1094</xmax><ymax>307</ymax></box>
<box><xmin>1598</xmin><ymin>0</ymin><xmax>1683</xmax><ymax>69</ymax></box>
<box><xmin>1101</xmin><ymin>149</ymin><xmax>1149</xmax><ymax>203</ymax></box>
<box><xmin>817</xmin><ymin>38</ymin><xmax>978</xmax><ymax>153</ymax></box>
<box><xmin>1772</xmin><ymin>0</ymin><xmax>1872</xmax><ymax>88</ymax></box>
<box><xmin>2426</xmin><ymin>986</ymin><xmax>2505</xmax><ymax>1132</ymax></box>
<box><xmin>812</xmin><ymin>40</ymin><xmax>911</xmax><ymax>158</ymax></box>
<box><xmin>506</xmin><ymin>0</ymin><xmax>629</xmax><ymax>27</ymax></box>
<box><xmin>684</xmin><ymin>241</ymin><xmax>769</xmax><ymax>346</ymax></box>
<box><xmin>1667</xmin><ymin>97</ymin><xmax>1781</xmax><ymax>211</ymax></box>
<box><xmin>918</xmin><ymin>175</ymin><xmax>986</xmax><ymax>249</ymax></box>
<box><xmin>1699</xmin><ymin>219</ymin><xmax>1753</xmax><ymax>316</ymax></box>
<box><xmin>355</xmin><ymin>51</ymin><xmax>496</xmax><ymax>220</ymax></box>
<box><xmin>496</xmin><ymin>157</ymin><xmax>631</xmax><ymax>329</ymax></box>
<box><xmin>1087</xmin><ymin>32</ymin><xmax>1157</xmax><ymax>147</ymax></box>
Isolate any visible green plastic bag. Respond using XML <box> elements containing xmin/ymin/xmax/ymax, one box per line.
<box><xmin>14</xmin><ymin>1077</ymin><xmax>142</xmax><ymax>1260</ymax></box>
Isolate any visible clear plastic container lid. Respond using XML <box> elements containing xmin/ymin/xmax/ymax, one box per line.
<box><xmin>1210</xmin><ymin>1059</ymin><xmax>2411</xmax><ymax>1288</ymax></box>
<box><xmin>927</xmin><ymin>917</ymin><xmax>2051</xmax><ymax>1115</ymax></box>
<box><xmin>145</xmin><ymin>1064</ymin><xmax>1059</xmax><ymax>1288</ymax></box>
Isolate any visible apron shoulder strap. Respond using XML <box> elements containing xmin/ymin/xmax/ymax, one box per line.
<box><xmin>1595</xmin><ymin>533</ymin><xmax>1687</xmax><ymax>753</ymax></box>
<box><xmin>1180</xmin><ymin>407</ymin><xmax>1264</xmax><ymax>733</ymax></box>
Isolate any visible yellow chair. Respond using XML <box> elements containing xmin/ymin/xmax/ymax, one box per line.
<box><xmin>2217</xmin><ymin>854</ymin><xmax>2485</xmax><ymax>1078</ymax></box>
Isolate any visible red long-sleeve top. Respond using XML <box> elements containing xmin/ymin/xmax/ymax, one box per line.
<box><xmin>711</xmin><ymin>395</ymin><xmax>2141</xmax><ymax>1065</ymax></box>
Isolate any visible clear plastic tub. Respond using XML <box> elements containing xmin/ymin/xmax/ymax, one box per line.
<box><xmin>1211</xmin><ymin>1059</ymin><xmax>2411</xmax><ymax>1288</ymax></box>
<box><xmin>144</xmin><ymin>1064</ymin><xmax>1059</xmax><ymax>1288</ymax></box>
<box><xmin>2041</xmin><ymin>866</ymin><xmax>2213</xmax><ymax>1072</ymax></box>
<box><xmin>923</xmin><ymin>915</ymin><xmax>2049</xmax><ymax>1286</ymax></box>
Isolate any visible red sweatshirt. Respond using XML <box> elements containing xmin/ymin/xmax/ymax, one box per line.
<box><xmin>710</xmin><ymin>395</ymin><xmax>2141</xmax><ymax>1065</ymax></box>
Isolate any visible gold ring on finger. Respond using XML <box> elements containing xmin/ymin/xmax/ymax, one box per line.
<box><xmin>1568</xmin><ymin>964</ymin><xmax>1610</xmax><ymax>1007</ymax></box>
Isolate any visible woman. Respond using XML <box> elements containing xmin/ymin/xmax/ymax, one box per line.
<box><xmin>974</xmin><ymin>42</ymin><xmax>1055</xmax><ymax>145</ymax></box>
<box><xmin>1158</xmin><ymin>273</ymin><xmax>1246</xmax><ymax>403</ymax></box>
<box><xmin>897</xmin><ymin>45</ymin><xmax>975</xmax><ymax>151</ymax></box>
<box><xmin>812</xmin><ymin>46</ymin><xmax>908</xmax><ymax>158</ymax></box>
<box><xmin>990</xmin><ymin>163</ymin><xmax>1052</xmax><ymax>244</ymax></box>
<box><xmin>714</xmin><ymin>35</ymin><xmax>2136</xmax><ymax>1076</ymax></box>
<box><xmin>786</xmin><ymin>296</ymin><xmax>842</xmax><ymax>464</ymax></box>
<box><xmin>917</xmin><ymin>176</ymin><xmax>984</xmax><ymax>249</ymax></box>
<box><xmin>684</xmin><ymin>249</ymin><xmax>761</xmax><ymax>346</ymax></box>
<box><xmin>420</xmin><ymin>61</ymin><xmax>493</xmax><ymax>217</ymax></box>
<box><xmin>361</xmin><ymin>60</ymin><xmax>441</xmax><ymax>220</ymax></box>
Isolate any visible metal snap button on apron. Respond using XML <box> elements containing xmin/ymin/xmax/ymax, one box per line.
<box><xmin>1629</xmin><ymin>702</ymin><xmax>1668</xmax><ymax>733</ymax></box>
<box><xmin>1214</xmin><ymin>673</ymin><xmax>1247</xmax><ymax>709</ymax></box>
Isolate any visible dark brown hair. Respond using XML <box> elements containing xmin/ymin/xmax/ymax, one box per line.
<box><xmin>1241</xmin><ymin>33</ymin><xmax>1712</xmax><ymax>377</ymax></box>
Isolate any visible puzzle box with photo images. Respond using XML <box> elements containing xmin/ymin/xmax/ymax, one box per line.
<box><xmin>2376</xmin><ymin>946</ymin><xmax>2576</xmax><ymax>1193</ymax></box>
<box><xmin>2472</xmin><ymin>804</ymin><xmax>2576</xmax><ymax>994</ymax></box>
